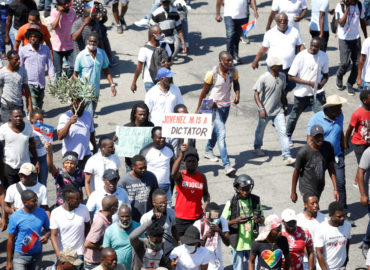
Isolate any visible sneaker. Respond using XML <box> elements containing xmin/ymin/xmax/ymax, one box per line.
<box><xmin>345</xmin><ymin>213</ymin><xmax>356</xmax><ymax>227</ymax></box>
<box><xmin>38</xmin><ymin>5</ymin><xmax>44</xmax><ymax>11</ymax></box>
<box><xmin>62</xmin><ymin>60</ymin><xmax>69</xmax><ymax>68</ymax></box>
<box><xmin>119</xmin><ymin>16</ymin><xmax>127</xmax><ymax>30</ymax></box>
<box><xmin>116</xmin><ymin>24</ymin><xmax>124</xmax><ymax>34</ymax></box>
<box><xmin>224</xmin><ymin>164</ymin><xmax>236</xmax><ymax>176</ymax></box>
<box><xmin>233</xmin><ymin>56</ymin><xmax>241</xmax><ymax>65</ymax></box>
<box><xmin>203</xmin><ymin>151</ymin><xmax>219</xmax><ymax>162</ymax></box>
<box><xmin>44</xmin><ymin>10</ymin><xmax>51</xmax><ymax>17</ymax></box>
<box><xmin>362</xmin><ymin>243</ymin><xmax>369</xmax><ymax>259</ymax></box>
<box><xmin>240</xmin><ymin>35</ymin><xmax>250</xmax><ymax>44</ymax></box>
<box><xmin>336</xmin><ymin>76</ymin><xmax>344</xmax><ymax>90</ymax></box>
<box><xmin>347</xmin><ymin>85</ymin><xmax>355</xmax><ymax>96</ymax></box>
<box><xmin>288</xmin><ymin>137</ymin><xmax>294</xmax><ymax>148</ymax></box>
<box><xmin>253</xmin><ymin>149</ymin><xmax>265</xmax><ymax>157</ymax></box>
<box><xmin>283</xmin><ymin>157</ymin><xmax>296</xmax><ymax>165</ymax></box>
<box><xmin>134</xmin><ymin>18</ymin><xmax>150</xmax><ymax>28</ymax></box>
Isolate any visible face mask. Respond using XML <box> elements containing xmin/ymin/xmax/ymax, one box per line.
<box><xmin>184</xmin><ymin>244</ymin><xmax>197</xmax><ymax>254</ymax></box>
<box><xmin>87</xmin><ymin>44</ymin><xmax>97</xmax><ymax>51</ymax></box>
<box><xmin>211</xmin><ymin>218</ymin><xmax>220</xmax><ymax>226</ymax></box>
<box><xmin>148</xmin><ymin>239</ymin><xmax>162</xmax><ymax>251</ymax></box>
<box><xmin>162</xmin><ymin>81</ymin><xmax>171</xmax><ymax>90</ymax></box>
<box><xmin>221</xmin><ymin>63</ymin><xmax>233</xmax><ymax>71</ymax></box>
<box><xmin>154</xmin><ymin>33</ymin><xmax>165</xmax><ymax>42</ymax></box>
<box><xmin>119</xmin><ymin>219</ymin><xmax>132</xmax><ymax>229</ymax></box>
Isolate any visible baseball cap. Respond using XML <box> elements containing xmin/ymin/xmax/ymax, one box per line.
<box><xmin>310</xmin><ymin>125</ymin><xmax>324</xmax><ymax>137</ymax></box>
<box><xmin>155</xmin><ymin>68</ymin><xmax>175</xmax><ymax>80</ymax></box>
<box><xmin>266</xmin><ymin>57</ymin><xmax>283</xmax><ymax>67</ymax></box>
<box><xmin>59</xmin><ymin>248</ymin><xmax>83</xmax><ymax>266</ymax></box>
<box><xmin>19</xmin><ymin>163</ymin><xmax>36</xmax><ymax>176</ymax></box>
<box><xmin>281</xmin><ymin>208</ymin><xmax>297</xmax><ymax>222</ymax></box>
<box><xmin>28</xmin><ymin>24</ymin><xmax>42</xmax><ymax>31</ymax></box>
<box><xmin>103</xmin><ymin>169</ymin><xmax>119</xmax><ymax>181</ymax></box>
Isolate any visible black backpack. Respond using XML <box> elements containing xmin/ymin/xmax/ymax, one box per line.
<box><xmin>144</xmin><ymin>43</ymin><xmax>170</xmax><ymax>83</ymax></box>
<box><xmin>331</xmin><ymin>2</ymin><xmax>363</xmax><ymax>34</ymax></box>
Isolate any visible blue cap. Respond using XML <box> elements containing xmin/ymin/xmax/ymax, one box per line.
<box><xmin>155</xmin><ymin>68</ymin><xmax>175</xmax><ymax>80</ymax></box>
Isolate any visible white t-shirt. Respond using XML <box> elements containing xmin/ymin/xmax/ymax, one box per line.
<box><xmin>140</xmin><ymin>207</ymin><xmax>176</xmax><ymax>237</ymax></box>
<box><xmin>138</xmin><ymin>42</ymin><xmax>172</xmax><ymax>83</ymax></box>
<box><xmin>49</xmin><ymin>204</ymin><xmax>90</xmax><ymax>255</ymax></box>
<box><xmin>193</xmin><ymin>217</ymin><xmax>229</xmax><ymax>270</ymax></box>
<box><xmin>33</xmin><ymin>130</ymin><xmax>52</xmax><ymax>157</ymax></box>
<box><xmin>145</xmin><ymin>84</ymin><xmax>184</xmax><ymax>127</ymax></box>
<box><xmin>169</xmin><ymin>245</ymin><xmax>211</xmax><ymax>270</ymax></box>
<box><xmin>361</xmin><ymin>37</ymin><xmax>370</xmax><ymax>82</ymax></box>
<box><xmin>143</xmin><ymin>146</ymin><xmax>174</xmax><ymax>185</ymax></box>
<box><xmin>262</xmin><ymin>25</ymin><xmax>303</xmax><ymax>69</ymax></box>
<box><xmin>223</xmin><ymin>0</ymin><xmax>248</xmax><ymax>19</ymax></box>
<box><xmin>5</xmin><ymin>182</ymin><xmax>49</xmax><ymax>209</ymax></box>
<box><xmin>296</xmin><ymin>211</ymin><xmax>327</xmax><ymax>263</ymax></box>
<box><xmin>288</xmin><ymin>49</ymin><xmax>329</xmax><ymax>97</ymax></box>
<box><xmin>0</xmin><ymin>122</ymin><xmax>33</xmax><ymax>169</ymax></box>
<box><xmin>84</xmin><ymin>151</ymin><xmax>122</xmax><ymax>193</ymax></box>
<box><xmin>335</xmin><ymin>2</ymin><xmax>365</xmax><ymax>40</ymax></box>
<box><xmin>366</xmin><ymin>248</ymin><xmax>370</xmax><ymax>266</ymax></box>
<box><xmin>271</xmin><ymin>0</ymin><xmax>307</xmax><ymax>30</ymax></box>
<box><xmin>86</xmin><ymin>187</ymin><xmax>130</xmax><ymax>223</ymax></box>
<box><xmin>314</xmin><ymin>220</ymin><xmax>351</xmax><ymax>270</ymax></box>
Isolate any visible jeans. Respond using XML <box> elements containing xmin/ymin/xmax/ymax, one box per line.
<box><xmin>231</xmin><ymin>249</ymin><xmax>250</xmax><ymax>270</ymax></box>
<box><xmin>28</xmin><ymin>85</ymin><xmax>45</xmax><ymax>110</ymax></box>
<box><xmin>145</xmin><ymin>0</ymin><xmax>160</xmax><ymax>19</ymax></box>
<box><xmin>84</xmin><ymin>100</ymin><xmax>98</xmax><ymax>116</ymax></box>
<box><xmin>353</xmin><ymin>144</ymin><xmax>368</xmax><ymax>164</ymax></box>
<box><xmin>38</xmin><ymin>0</ymin><xmax>51</xmax><ymax>10</ymax></box>
<box><xmin>254</xmin><ymin>112</ymin><xmax>291</xmax><ymax>159</ymax></box>
<box><xmin>0</xmin><ymin>102</ymin><xmax>23</xmax><ymax>123</ymax></box>
<box><xmin>286</xmin><ymin>92</ymin><xmax>326</xmax><ymax>137</ymax></box>
<box><xmin>84</xmin><ymin>262</ymin><xmax>99</xmax><ymax>270</ymax></box>
<box><xmin>158</xmin><ymin>183</ymin><xmax>172</xmax><ymax>206</ymax></box>
<box><xmin>282</xmin><ymin>68</ymin><xmax>296</xmax><ymax>95</ymax></box>
<box><xmin>53</xmin><ymin>50</ymin><xmax>74</xmax><ymax>78</ymax></box>
<box><xmin>362</xmin><ymin>81</ymin><xmax>370</xmax><ymax>90</ymax></box>
<box><xmin>310</xmin><ymin>30</ymin><xmax>329</xmax><ymax>52</ymax></box>
<box><xmin>144</xmin><ymin>81</ymin><xmax>155</xmax><ymax>92</ymax></box>
<box><xmin>224</xmin><ymin>16</ymin><xmax>248</xmax><ymax>59</ymax></box>
<box><xmin>182</xmin><ymin>16</ymin><xmax>188</xmax><ymax>44</ymax></box>
<box><xmin>13</xmin><ymin>252</ymin><xmax>42</xmax><ymax>270</ymax></box>
<box><xmin>334</xmin><ymin>155</ymin><xmax>347</xmax><ymax>208</ymax></box>
<box><xmin>9</xmin><ymin>25</ymin><xmax>17</xmax><ymax>48</ymax></box>
<box><xmin>337</xmin><ymin>38</ymin><xmax>361</xmax><ymax>86</ymax></box>
<box><xmin>0</xmin><ymin>8</ymin><xmax>8</xmax><ymax>54</ymax></box>
<box><xmin>206</xmin><ymin>106</ymin><xmax>230</xmax><ymax>167</ymax></box>
<box><xmin>31</xmin><ymin>155</ymin><xmax>48</xmax><ymax>186</ymax></box>
<box><xmin>364</xmin><ymin>204</ymin><xmax>370</xmax><ymax>244</ymax></box>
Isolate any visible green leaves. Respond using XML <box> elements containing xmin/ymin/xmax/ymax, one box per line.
<box><xmin>49</xmin><ymin>74</ymin><xmax>99</xmax><ymax>105</ymax></box>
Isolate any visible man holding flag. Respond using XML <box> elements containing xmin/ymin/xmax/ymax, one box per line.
<box><xmin>7</xmin><ymin>190</ymin><xmax>50</xmax><ymax>270</ymax></box>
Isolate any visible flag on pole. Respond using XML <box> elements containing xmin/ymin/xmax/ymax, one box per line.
<box><xmin>34</xmin><ymin>121</ymin><xmax>54</xmax><ymax>140</ymax></box>
<box><xmin>21</xmin><ymin>228</ymin><xmax>39</xmax><ymax>253</ymax></box>
<box><xmin>241</xmin><ymin>20</ymin><xmax>256</xmax><ymax>36</ymax></box>
<box><xmin>85</xmin><ymin>1</ymin><xmax>96</xmax><ymax>16</ymax></box>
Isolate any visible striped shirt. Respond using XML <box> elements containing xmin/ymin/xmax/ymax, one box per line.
<box><xmin>74</xmin><ymin>47</ymin><xmax>109</xmax><ymax>96</ymax></box>
<box><xmin>50</xmin><ymin>8</ymin><xmax>77</xmax><ymax>52</ymax></box>
<box><xmin>149</xmin><ymin>6</ymin><xmax>182</xmax><ymax>38</ymax></box>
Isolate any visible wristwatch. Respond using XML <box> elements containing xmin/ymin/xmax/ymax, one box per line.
<box><xmin>258</xmin><ymin>107</ymin><xmax>265</xmax><ymax>112</ymax></box>
<box><xmin>111</xmin><ymin>83</ymin><xmax>116</xmax><ymax>87</ymax></box>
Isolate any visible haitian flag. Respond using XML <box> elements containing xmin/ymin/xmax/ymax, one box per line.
<box><xmin>34</xmin><ymin>121</ymin><xmax>54</xmax><ymax>140</ymax></box>
<box><xmin>85</xmin><ymin>1</ymin><xmax>96</xmax><ymax>14</ymax></box>
<box><xmin>21</xmin><ymin>228</ymin><xmax>39</xmax><ymax>253</ymax></box>
<box><xmin>241</xmin><ymin>20</ymin><xmax>256</xmax><ymax>36</ymax></box>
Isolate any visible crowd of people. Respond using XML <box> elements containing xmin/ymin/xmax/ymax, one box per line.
<box><xmin>0</xmin><ymin>0</ymin><xmax>368</xmax><ymax>269</ymax></box>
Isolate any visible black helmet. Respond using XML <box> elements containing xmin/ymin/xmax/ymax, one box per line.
<box><xmin>233</xmin><ymin>174</ymin><xmax>254</xmax><ymax>190</ymax></box>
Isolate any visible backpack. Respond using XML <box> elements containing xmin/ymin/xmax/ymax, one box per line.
<box><xmin>331</xmin><ymin>1</ymin><xmax>363</xmax><ymax>34</ymax></box>
<box><xmin>144</xmin><ymin>43</ymin><xmax>170</xmax><ymax>83</ymax></box>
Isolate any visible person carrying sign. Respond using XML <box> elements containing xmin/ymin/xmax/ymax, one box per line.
<box><xmin>195</xmin><ymin>51</ymin><xmax>240</xmax><ymax>176</ymax></box>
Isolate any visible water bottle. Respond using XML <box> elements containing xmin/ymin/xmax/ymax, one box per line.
<box><xmin>358</xmin><ymin>81</ymin><xmax>367</xmax><ymax>92</ymax></box>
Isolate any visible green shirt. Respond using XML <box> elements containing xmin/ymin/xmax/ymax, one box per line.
<box><xmin>221</xmin><ymin>197</ymin><xmax>264</xmax><ymax>251</ymax></box>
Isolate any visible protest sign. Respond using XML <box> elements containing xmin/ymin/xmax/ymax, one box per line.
<box><xmin>115</xmin><ymin>127</ymin><xmax>153</xmax><ymax>157</ymax></box>
<box><xmin>161</xmin><ymin>113</ymin><xmax>212</xmax><ymax>139</ymax></box>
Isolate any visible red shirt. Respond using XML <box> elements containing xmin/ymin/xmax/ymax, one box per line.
<box><xmin>175</xmin><ymin>170</ymin><xmax>204</xmax><ymax>220</ymax></box>
<box><xmin>282</xmin><ymin>226</ymin><xmax>313</xmax><ymax>270</ymax></box>
<box><xmin>350</xmin><ymin>106</ymin><xmax>370</xmax><ymax>145</ymax></box>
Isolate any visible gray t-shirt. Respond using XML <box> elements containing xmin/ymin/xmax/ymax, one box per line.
<box><xmin>117</xmin><ymin>171</ymin><xmax>158</xmax><ymax>222</ymax></box>
<box><xmin>253</xmin><ymin>71</ymin><xmax>286</xmax><ymax>116</ymax></box>
<box><xmin>359</xmin><ymin>147</ymin><xmax>370</xmax><ymax>195</ymax></box>
<box><xmin>0</xmin><ymin>67</ymin><xmax>28</xmax><ymax>106</ymax></box>
<box><xmin>71</xmin><ymin>18</ymin><xmax>101</xmax><ymax>62</ymax></box>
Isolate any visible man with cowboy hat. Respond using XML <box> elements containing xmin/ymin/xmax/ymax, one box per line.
<box><xmin>307</xmin><ymin>95</ymin><xmax>351</xmax><ymax>221</ymax></box>
<box><xmin>46</xmin><ymin>248</ymin><xmax>84</xmax><ymax>270</ymax></box>
<box><xmin>169</xmin><ymin>225</ymin><xmax>211</xmax><ymax>269</ymax></box>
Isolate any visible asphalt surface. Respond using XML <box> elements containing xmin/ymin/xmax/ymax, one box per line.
<box><xmin>0</xmin><ymin>0</ymin><xmax>369</xmax><ymax>269</ymax></box>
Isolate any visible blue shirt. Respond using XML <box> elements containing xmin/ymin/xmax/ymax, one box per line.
<box><xmin>74</xmin><ymin>47</ymin><xmax>109</xmax><ymax>96</ymax></box>
<box><xmin>310</xmin><ymin>0</ymin><xmax>329</xmax><ymax>31</ymax></box>
<box><xmin>307</xmin><ymin>110</ymin><xmax>344</xmax><ymax>156</ymax></box>
<box><xmin>103</xmin><ymin>221</ymin><xmax>140</xmax><ymax>269</ymax></box>
<box><xmin>8</xmin><ymin>208</ymin><xmax>50</xmax><ymax>255</ymax></box>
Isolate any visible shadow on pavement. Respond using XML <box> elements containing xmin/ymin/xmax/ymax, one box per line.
<box><xmin>97</xmin><ymin>100</ymin><xmax>142</xmax><ymax>116</ymax></box>
<box><xmin>180</xmin><ymin>82</ymin><xmax>203</xmax><ymax>94</ymax></box>
<box><xmin>190</xmin><ymin>1</ymin><xmax>208</xmax><ymax>9</ymax></box>
<box><xmin>189</xmin><ymin>32</ymin><xmax>226</xmax><ymax>56</ymax></box>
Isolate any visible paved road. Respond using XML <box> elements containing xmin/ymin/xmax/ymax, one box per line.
<box><xmin>0</xmin><ymin>0</ymin><xmax>369</xmax><ymax>268</ymax></box>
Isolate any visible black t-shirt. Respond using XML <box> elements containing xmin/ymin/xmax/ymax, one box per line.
<box><xmin>8</xmin><ymin>0</ymin><xmax>37</xmax><ymax>30</ymax></box>
<box><xmin>251</xmin><ymin>236</ymin><xmax>289</xmax><ymax>270</ymax></box>
<box><xmin>295</xmin><ymin>141</ymin><xmax>334</xmax><ymax>197</ymax></box>
<box><xmin>117</xmin><ymin>171</ymin><xmax>158</xmax><ymax>222</ymax></box>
